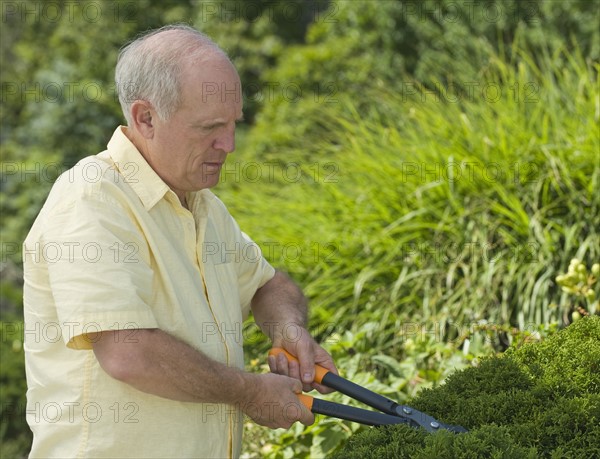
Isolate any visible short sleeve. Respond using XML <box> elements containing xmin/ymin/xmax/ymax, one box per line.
<box><xmin>42</xmin><ymin>192</ymin><xmax>158</xmax><ymax>350</ymax></box>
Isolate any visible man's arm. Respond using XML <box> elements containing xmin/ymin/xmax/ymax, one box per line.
<box><xmin>251</xmin><ymin>270</ymin><xmax>338</xmax><ymax>393</ymax></box>
<box><xmin>91</xmin><ymin>328</ymin><xmax>314</xmax><ymax>429</ymax></box>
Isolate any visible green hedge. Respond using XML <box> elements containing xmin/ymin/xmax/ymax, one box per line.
<box><xmin>332</xmin><ymin>315</ymin><xmax>600</xmax><ymax>458</ymax></box>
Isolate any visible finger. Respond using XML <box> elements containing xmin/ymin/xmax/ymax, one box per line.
<box><xmin>290</xmin><ymin>396</ymin><xmax>315</xmax><ymax>426</ymax></box>
<box><xmin>297</xmin><ymin>342</ymin><xmax>315</xmax><ymax>385</ymax></box>
<box><xmin>276</xmin><ymin>352</ymin><xmax>290</xmax><ymax>376</ymax></box>
<box><xmin>299</xmin><ymin>403</ymin><xmax>315</xmax><ymax>426</ymax></box>
<box><xmin>288</xmin><ymin>359</ymin><xmax>301</xmax><ymax>382</ymax></box>
<box><xmin>325</xmin><ymin>361</ymin><xmax>339</xmax><ymax>376</ymax></box>
<box><xmin>318</xmin><ymin>359</ymin><xmax>338</xmax><ymax>376</ymax></box>
<box><xmin>291</xmin><ymin>378</ymin><xmax>303</xmax><ymax>394</ymax></box>
<box><xmin>314</xmin><ymin>349</ymin><xmax>339</xmax><ymax>376</ymax></box>
<box><xmin>268</xmin><ymin>355</ymin><xmax>276</xmax><ymax>373</ymax></box>
<box><xmin>311</xmin><ymin>381</ymin><xmax>335</xmax><ymax>394</ymax></box>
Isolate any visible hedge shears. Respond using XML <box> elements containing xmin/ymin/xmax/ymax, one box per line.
<box><xmin>269</xmin><ymin>348</ymin><xmax>467</xmax><ymax>433</ymax></box>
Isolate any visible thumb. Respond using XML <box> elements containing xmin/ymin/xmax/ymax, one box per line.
<box><xmin>287</xmin><ymin>379</ymin><xmax>314</xmax><ymax>425</ymax></box>
<box><xmin>291</xmin><ymin>378</ymin><xmax>303</xmax><ymax>394</ymax></box>
<box><xmin>298</xmin><ymin>397</ymin><xmax>315</xmax><ymax>426</ymax></box>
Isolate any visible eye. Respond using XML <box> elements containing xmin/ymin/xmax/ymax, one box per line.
<box><xmin>199</xmin><ymin>124</ymin><xmax>220</xmax><ymax>132</ymax></box>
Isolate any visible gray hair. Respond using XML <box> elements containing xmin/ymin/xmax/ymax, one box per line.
<box><xmin>115</xmin><ymin>24</ymin><xmax>230</xmax><ymax>125</ymax></box>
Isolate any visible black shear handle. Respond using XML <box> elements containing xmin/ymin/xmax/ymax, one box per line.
<box><xmin>306</xmin><ymin>395</ymin><xmax>410</xmax><ymax>427</ymax></box>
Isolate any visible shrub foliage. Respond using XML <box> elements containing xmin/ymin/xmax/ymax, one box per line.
<box><xmin>332</xmin><ymin>316</ymin><xmax>600</xmax><ymax>458</ymax></box>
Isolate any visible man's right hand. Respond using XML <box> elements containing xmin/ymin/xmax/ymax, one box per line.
<box><xmin>242</xmin><ymin>373</ymin><xmax>315</xmax><ymax>429</ymax></box>
<box><xmin>91</xmin><ymin>328</ymin><xmax>314</xmax><ymax>429</ymax></box>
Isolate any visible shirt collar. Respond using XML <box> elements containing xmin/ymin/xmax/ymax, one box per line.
<box><xmin>106</xmin><ymin>126</ymin><xmax>171</xmax><ymax>211</ymax></box>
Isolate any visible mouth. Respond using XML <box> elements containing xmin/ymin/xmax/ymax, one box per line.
<box><xmin>203</xmin><ymin>162</ymin><xmax>224</xmax><ymax>173</ymax></box>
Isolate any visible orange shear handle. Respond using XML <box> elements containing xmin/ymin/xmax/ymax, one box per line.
<box><xmin>268</xmin><ymin>347</ymin><xmax>330</xmax><ymax>385</ymax></box>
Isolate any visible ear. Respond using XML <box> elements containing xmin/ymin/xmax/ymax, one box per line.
<box><xmin>129</xmin><ymin>100</ymin><xmax>155</xmax><ymax>139</ymax></box>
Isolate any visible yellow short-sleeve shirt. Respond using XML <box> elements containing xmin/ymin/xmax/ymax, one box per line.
<box><xmin>23</xmin><ymin>126</ymin><xmax>275</xmax><ymax>458</ymax></box>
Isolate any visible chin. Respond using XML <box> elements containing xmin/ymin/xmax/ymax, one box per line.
<box><xmin>197</xmin><ymin>177</ymin><xmax>220</xmax><ymax>190</ymax></box>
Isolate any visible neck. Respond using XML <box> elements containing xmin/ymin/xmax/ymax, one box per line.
<box><xmin>123</xmin><ymin>126</ymin><xmax>149</xmax><ymax>160</ymax></box>
<box><xmin>179</xmin><ymin>193</ymin><xmax>188</xmax><ymax>209</ymax></box>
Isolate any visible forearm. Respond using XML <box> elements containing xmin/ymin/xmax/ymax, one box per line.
<box><xmin>251</xmin><ymin>270</ymin><xmax>308</xmax><ymax>345</ymax></box>
<box><xmin>92</xmin><ymin>327</ymin><xmax>313</xmax><ymax>428</ymax></box>
<box><xmin>252</xmin><ymin>271</ymin><xmax>338</xmax><ymax>392</ymax></box>
<box><xmin>92</xmin><ymin>328</ymin><xmax>257</xmax><ymax>405</ymax></box>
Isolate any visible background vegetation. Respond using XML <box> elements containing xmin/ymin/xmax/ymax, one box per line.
<box><xmin>1</xmin><ymin>1</ymin><xmax>599</xmax><ymax>458</ymax></box>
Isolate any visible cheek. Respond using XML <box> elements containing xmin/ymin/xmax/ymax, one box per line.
<box><xmin>153</xmin><ymin>126</ymin><xmax>178</xmax><ymax>151</ymax></box>
<box><xmin>155</xmin><ymin>128</ymin><xmax>189</xmax><ymax>157</ymax></box>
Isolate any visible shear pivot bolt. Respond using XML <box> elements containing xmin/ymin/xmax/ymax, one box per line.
<box><xmin>430</xmin><ymin>421</ymin><xmax>440</xmax><ymax>429</ymax></box>
<box><xmin>402</xmin><ymin>407</ymin><xmax>412</xmax><ymax>414</ymax></box>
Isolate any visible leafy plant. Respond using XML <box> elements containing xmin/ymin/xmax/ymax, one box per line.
<box><xmin>0</xmin><ymin>318</ymin><xmax>30</xmax><ymax>459</ymax></box>
<box><xmin>555</xmin><ymin>258</ymin><xmax>599</xmax><ymax>318</ymax></box>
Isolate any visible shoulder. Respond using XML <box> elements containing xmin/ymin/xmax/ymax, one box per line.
<box><xmin>43</xmin><ymin>152</ymin><xmax>128</xmax><ymax>213</ymax></box>
<box><xmin>24</xmin><ymin>152</ymin><xmax>145</xmax><ymax>248</ymax></box>
<box><xmin>26</xmin><ymin>153</ymin><xmax>134</xmax><ymax>240</ymax></box>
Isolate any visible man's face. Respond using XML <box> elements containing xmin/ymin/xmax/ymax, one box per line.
<box><xmin>145</xmin><ymin>56</ymin><xmax>243</xmax><ymax>196</ymax></box>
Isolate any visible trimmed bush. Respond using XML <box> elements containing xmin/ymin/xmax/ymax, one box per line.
<box><xmin>332</xmin><ymin>315</ymin><xmax>600</xmax><ymax>458</ymax></box>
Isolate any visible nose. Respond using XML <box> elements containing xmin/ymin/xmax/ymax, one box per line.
<box><xmin>213</xmin><ymin>124</ymin><xmax>236</xmax><ymax>153</ymax></box>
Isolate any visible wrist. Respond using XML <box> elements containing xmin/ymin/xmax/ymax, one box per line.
<box><xmin>237</xmin><ymin>371</ymin><xmax>261</xmax><ymax>406</ymax></box>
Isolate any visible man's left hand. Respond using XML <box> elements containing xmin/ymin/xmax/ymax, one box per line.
<box><xmin>268</xmin><ymin>326</ymin><xmax>338</xmax><ymax>394</ymax></box>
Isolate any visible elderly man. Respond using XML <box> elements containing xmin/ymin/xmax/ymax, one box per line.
<box><xmin>23</xmin><ymin>24</ymin><xmax>336</xmax><ymax>458</ymax></box>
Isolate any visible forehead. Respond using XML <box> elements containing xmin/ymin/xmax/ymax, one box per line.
<box><xmin>179</xmin><ymin>57</ymin><xmax>242</xmax><ymax>115</ymax></box>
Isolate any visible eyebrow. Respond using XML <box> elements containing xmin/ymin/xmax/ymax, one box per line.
<box><xmin>198</xmin><ymin>114</ymin><xmax>245</xmax><ymax>128</ymax></box>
